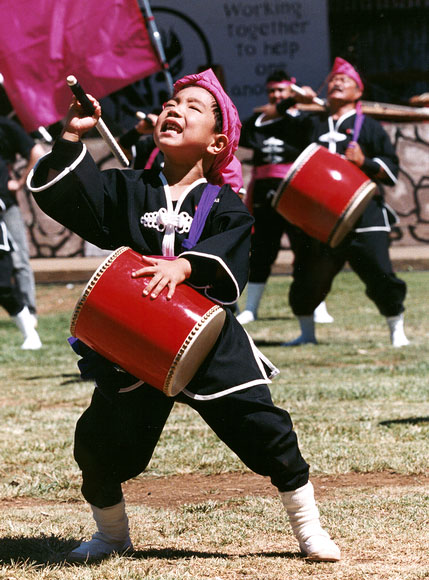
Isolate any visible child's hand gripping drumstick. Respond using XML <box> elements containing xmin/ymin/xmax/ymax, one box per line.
<box><xmin>66</xmin><ymin>75</ymin><xmax>130</xmax><ymax>167</ymax></box>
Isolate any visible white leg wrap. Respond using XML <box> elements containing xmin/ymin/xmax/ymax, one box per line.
<box><xmin>283</xmin><ymin>315</ymin><xmax>317</xmax><ymax>346</ymax></box>
<box><xmin>313</xmin><ymin>301</ymin><xmax>334</xmax><ymax>323</ymax></box>
<box><xmin>68</xmin><ymin>498</ymin><xmax>133</xmax><ymax>562</ymax></box>
<box><xmin>280</xmin><ymin>482</ymin><xmax>340</xmax><ymax>561</ymax></box>
<box><xmin>12</xmin><ymin>306</ymin><xmax>42</xmax><ymax>350</ymax></box>
<box><xmin>236</xmin><ymin>282</ymin><xmax>266</xmax><ymax>324</ymax></box>
<box><xmin>386</xmin><ymin>314</ymin><xmax>409</xmax><ymax>347</ymax></box>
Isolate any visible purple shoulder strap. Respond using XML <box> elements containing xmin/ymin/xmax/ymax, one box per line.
<box><xmin>182</xmin><ymin>183</ymin><xmax>221</xmax><ymax>250</ymax></box>
<box><xmin>353</xmin><ymin>112</ymin><xmax>365</xmax><ymax>142</ymax></box>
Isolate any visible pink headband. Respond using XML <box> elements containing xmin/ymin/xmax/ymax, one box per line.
<box><xmin>329</xmin><ymin>57</ymin><xmax>364</xmax><ymax>91</ymax></box>
<box><xmin>266</xmin><ymin>78</ymin><xmax>296</xmax><ymax>89</ymax></box>
<box><xmin>173</xmin><ymin>68</ymin><xmax>243</xmax><ymax>193</ymax></box>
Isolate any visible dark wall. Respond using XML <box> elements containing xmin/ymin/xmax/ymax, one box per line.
<box><xmin>328</xmin><ymin>0</ymin><xmax>429</xmax><ymax>104</ymax></box>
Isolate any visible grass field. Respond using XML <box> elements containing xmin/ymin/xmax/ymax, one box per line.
<box><xmin>0</xmin><ymin>270</ymin><xmax>428</xmax><ymax>579</ymax></box>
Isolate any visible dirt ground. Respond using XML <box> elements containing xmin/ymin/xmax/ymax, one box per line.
<box><xmin>122</xmin><ymin>471</ymin><xmax>429</xmax><ymax>508</ymax></box>
<box><xmin>2</xmin><ymin>472</ymin><xmax>427</xmax><ymax>509</ymax></box>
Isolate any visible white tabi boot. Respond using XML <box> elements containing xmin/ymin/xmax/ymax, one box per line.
<box><xmin>236</xmin><ymin>282</ymin><xmax>266</xmax><ymax>325</ymax></box>
<box><xmin>313</xmin><ymin>301</ymin><xmax>334</xmax><ymax>324</ymax></box>
<box><xmin>283</xmin><ymin>315</ymin><xmax>317</xmax><ymax>346</ymax></box>
<box><xmin>280</xmin><ymin>482</ymin><xmax>341</xmax><ymax>562</ymax></box>
<box><xmin>68</xmin><ymin>498</ymin><xmax>133</xmax><ymax>562</ymax></box>
<box><xmin>386</xmin><ymin>313</ymin><xmax>410</xmax><ymax>348</ymax></box>
<box><xmin>12</xmin><ymin>306</ymin><xmax>42</xmax><ymax>350</ymax></box>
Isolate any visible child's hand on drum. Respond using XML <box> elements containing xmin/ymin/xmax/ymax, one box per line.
<box><xmin>132</xmin><ymin>256</ymin><xmax>192</xmax><ymax>300</ymax></box>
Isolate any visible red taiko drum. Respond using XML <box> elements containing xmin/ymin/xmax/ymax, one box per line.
<box><xmin>70</xmin><ymin>247</ymin><xmax>226</xmax><ymax>396</ymax></box>
<box><xmin>272</xmin><ymin>143</ymin><xmax>377</xmax><ymax>247</ymax></box>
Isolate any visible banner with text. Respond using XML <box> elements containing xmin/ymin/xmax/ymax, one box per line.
<box><xmin>148</xmin><ymin>0</ymin><xmax>330</xmax><ymax>119</ymax></box>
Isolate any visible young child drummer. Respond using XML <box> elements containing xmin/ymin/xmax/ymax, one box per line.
<box><xmin>28</xmin><ymin>69</ymin><xmax>340</xmax><ymax>563</ymax></box>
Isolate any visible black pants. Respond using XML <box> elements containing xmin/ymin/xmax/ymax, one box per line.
<box><xmin>289</xmin><ymin>229</ymin><xmax>407</xmax><ymax>317</ymax></box>
<box><xmin>74</xmin><ymin>384</ymin><xmax>309</xmax><ymax>508</ymax></box>
<box><xmin>0</xmin><ymin>251</ymin><xmax>23</xmax><ymax>316</ymax></box>
<box><xmin>249</xmin><ymin>179</ymin><xmax>299</xmax><ymax>283</ymax></box>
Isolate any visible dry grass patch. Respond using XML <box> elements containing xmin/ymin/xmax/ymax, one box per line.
<box><xmin>0</xmin><ymin>485</ymin><xmax>427</xmax><ymax>579</ymax></box>
<box><xmin>0</xmin><ymin>272</ymin><xmax>428</xmax><ymax>578</ymax></box>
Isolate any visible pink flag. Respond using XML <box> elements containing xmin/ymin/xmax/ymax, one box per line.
<box><xmin>0</xmin><ymin>0</ymin><xmax>162</xmax><ymax>131</ymax></box>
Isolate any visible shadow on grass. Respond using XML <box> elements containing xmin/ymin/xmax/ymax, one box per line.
<box><xmin>24</xmin><ymin>373</ymin><xmax>82</xmax><ymax>385</ymax></box>
<box><xmin>0</xmin><ymin>534</ymin><xmax>77</xmax><ymax>565</ymax></box>
<box><xmin>258</xmin><ymin>316</ymin><xmax>293</xmax><ymax>322</ymax></box>
<box><xmin>379</xmin><ymin>416</ymin><xmax>429</xmax><ymax>426</ymax></box>
<box><xmin>252</xmin><ymin>339</ymin><xmax>316</xmax><ymax>348</ymax></box>
<box><xmin>0</xmin><ymin>536</ymin><xmax>299</xmax><ymax>567</ymax></box>
<box><xmin>131</xmin><ymin>547</ymin><xmax>298</xmax><ymax>560</ymax></box>
<box><xmin>252</xmin><ymin>340</ymin><xmax>288</xmax><ymax>347</ymax></box>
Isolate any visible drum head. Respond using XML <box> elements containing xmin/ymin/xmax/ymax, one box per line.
<box><xmin>328</xmin><ymin>181</ymin><xmax>378</xmax><ymax>247</ymax></box>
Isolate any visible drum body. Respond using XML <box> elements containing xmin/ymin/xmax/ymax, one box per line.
<box><xmin>272</xmin><ymin>143</ymin><xmax>377</xmax><ymax>247</ymax></box>
<box><xmin>70</xmin><ymin>247</ymin><xmax>226</xmax><ymax>396</ymax></box>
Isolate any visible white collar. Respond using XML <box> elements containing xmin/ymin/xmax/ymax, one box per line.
<box><xmin>158</xmin><ymin>173</ymin><xmax>207</xmax><ymax>256</ymax></box>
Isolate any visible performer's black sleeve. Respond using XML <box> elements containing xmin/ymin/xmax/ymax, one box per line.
<box><xmin>118</xmin><ymin>128</ymin><xmax>141</xmax><ymax>150</ymax></box>
<box><xmin>180</xmin><ymin>188</ymin><xmax>254</xmax><ymax>305</ymax></box>
<box><xmin>359</xmin><ymin>117</ymin><xmax>399</xmax><ymax>185</ymax></box>
<box><xmin>0</xmin><ymin>116</ymin><xmax>35</xmax><ymax>161</ymax></box>
<box><xmin>276</xmin><ymin>97</ymin><xmax>298</xmax><ymax>116</ymax></box>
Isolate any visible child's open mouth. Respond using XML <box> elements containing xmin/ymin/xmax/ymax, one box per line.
<box><xmin>161</xmin><ymin>120</ymin><xmax>183</xmax><ymax>134</ymax></box>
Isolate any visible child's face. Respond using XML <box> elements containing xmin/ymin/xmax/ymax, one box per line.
<box><xmin>154</xmin><ymin>86</ymin><xmax>223</xmax><ymax>160</ymax></box>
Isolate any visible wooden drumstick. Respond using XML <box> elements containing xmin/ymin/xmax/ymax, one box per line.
<box><xmin>291</xmin><ymin>83</ymin><xmax>325</xmax><ymax>107</ymax></box>
<box><xmin>66</xmin><ymin>75</ymin><xmax>129</xmax><ymax>167</ymax></box>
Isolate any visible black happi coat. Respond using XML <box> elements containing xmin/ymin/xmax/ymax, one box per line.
<box><xmin>0</xmin><ymin>116</ymin><xmax>35</xmax><ymax>204</ymax></box>
<box><xmin>29</xmin><ymin>139</ymin><xmax>278</xmax><ymax>400</ymax></box>
<box><xmin>240</xmin><ymin>112</ymin><xmax>304</xmax><ymax>168</ymax></box>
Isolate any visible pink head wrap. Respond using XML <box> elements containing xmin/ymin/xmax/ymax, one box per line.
<box><xmin>173</xmin><ymin>68</ymin><xmax>243</xmax><ymax>193</ymax></box>
<box><xmin>329</xmin><ymin>57</ymin><xmax>364</xmax><ymax>91</ymax></box>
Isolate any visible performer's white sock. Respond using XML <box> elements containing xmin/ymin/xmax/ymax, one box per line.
<box><xmin>313</xmin><ymin>301</ymin><xmax>334</xmax><ymax>323</ymax></box>
<box><xmin>236</xmin><ymin>282</ymin><xmax>266</xmax><ymax>324</ymax></box>
<box><xmin>68</xmin><ymin>498</ymin><xmax>133</xmax><ymax>562</ymax></box>
<box><xmin>12</xmin><ymin>306</ymin><xmax>42</xmax><ymax>350</ymax></box>
<box><xmin>283</xmin><ymin>315</ymin><xmax>317</xmax><ymax>346</ymax></box>
<box><xmin>386</xmin><ymin>313</ymin><xmax>409</xmax><ymax>347</ymax></box>
<box><xmin>280</xmin><ymin>482</ymin><xmax>341</xmax><ymax>562</ymax></box>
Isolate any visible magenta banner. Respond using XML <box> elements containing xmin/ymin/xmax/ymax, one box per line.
<box><xmin>0</xmin><ymin>0</ymin><xmax>162</xmax><ymax>131</ymax></box>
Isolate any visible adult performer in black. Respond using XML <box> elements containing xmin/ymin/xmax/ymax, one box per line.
<box><xmin>28</xmin><ymin>69</ymin><xmax>340</xmax><ymax>563</ymax></box>
<box><xmin>262</xmin><ymin>57</ymin><xmax>408</xmax><ymax>347</ymax></box>
<box><xmin>0</xmin><ymin>116</ymin><xmax>44</xmax><ymax>326</ymax></box>
<box><xmin>236</xmin><ymin>70</ymin><xmax>333</xmax><ymax>325</ymax></box>
<box><xmin>0</xmin><ymin>192</ymin><xmax>42</xmax><ymax>348</ymax></box>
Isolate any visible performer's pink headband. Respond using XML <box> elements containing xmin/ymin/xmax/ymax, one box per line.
<box><xmin>266</xmin><ymin>78</ymin><xmax>296</xmax><ymax>89</ymax></box>
<box><xmin>173</xmin><ymin>68</ymin><xmax>243</xmax><ymax>192</ymax></box>
<box><xmin>328</xmin><ymin>57</ymin><xmax>364</xmax><ymax>91</ymax></box>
